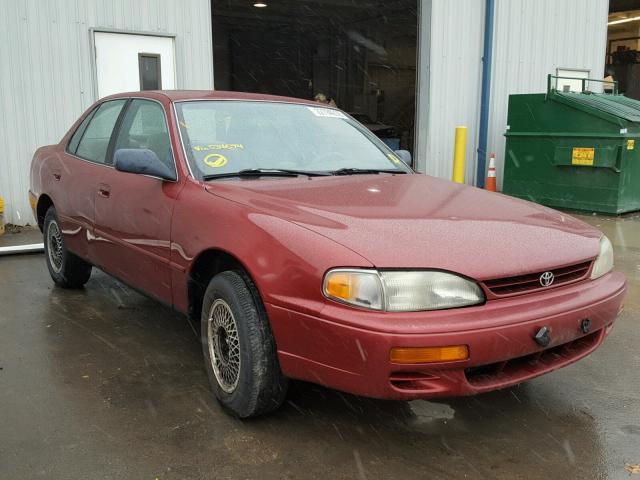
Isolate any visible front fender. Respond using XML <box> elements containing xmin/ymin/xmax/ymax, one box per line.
<box><xmin>170</xmin><ymin>181</ymin><xmax>373</xmax><ymax>314</ymax></box>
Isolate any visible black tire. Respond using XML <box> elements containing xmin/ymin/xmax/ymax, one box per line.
<box><xmin>201</xmin><ymin>270</ymin><xmax>288</xmax><ymax>418</ymax></box>
<box><xmin>43</xmin><ymin>206</ymin><xmax>92</xmax><ymax>288</ymax></box>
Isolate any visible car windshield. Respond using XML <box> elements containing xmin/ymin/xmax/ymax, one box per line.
<box><xmin>174</xmin><ymin>101</ymin><xmax>411</xmax><ymax>178</ymax></box>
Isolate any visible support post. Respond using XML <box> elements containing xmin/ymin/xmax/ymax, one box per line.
<box><xmin>476</xmin><ymin>0</ymin><xmax>495</xmax><ymax>188</ymax></box>
<box><xmin>452</xmin><ymin>126</ymin><xmax>467</xmax><ymax>184</ymax></box>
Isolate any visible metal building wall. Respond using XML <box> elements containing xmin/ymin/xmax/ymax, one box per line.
<box><xmin>0</xmin><ymin>0</ymin><xmax>214</xmax><ymax>226</ymax></box>
<box><xmin>418</xmin><ymin>0</ymin><xmax>608</xmax><ymax>186</ymax></box>
<box><xmin>416</xmin><ymin>0</ymin><xmax>484</xmax><ymax>183</ymax></box>
<box><xmin>489</xmin><ymin>0</ymin><xmax>609</xmax><ymax>189</ymax></box>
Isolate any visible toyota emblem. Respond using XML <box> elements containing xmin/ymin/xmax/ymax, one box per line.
<box><xmin>540</xmin><ymin>271</ymin><xmax>555</xmax><ymax>287</ymax></box>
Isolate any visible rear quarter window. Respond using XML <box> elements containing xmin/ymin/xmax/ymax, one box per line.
<box><xmin>75</xmin><ymin>100</ymin><xmax>127</xmax><ymax>164</ymax></box>
<box><xmin>67</xmin><ymin>108</ymin><xmax>97</xmax><ymax>155</ymax></box>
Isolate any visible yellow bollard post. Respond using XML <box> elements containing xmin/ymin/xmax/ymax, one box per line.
<box><xmin>0</xmin><ymin>195</ymin><xmax>4</xmax><ymax>236</ymax></box>
<box><xmin>452</xmin><ymin>126</ymin><xmax>467</xmax><ymax>184</ymax></box>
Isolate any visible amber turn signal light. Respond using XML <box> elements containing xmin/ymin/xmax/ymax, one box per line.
<box><xmin>28</xmin><ymin>191</ymin><xmax>37</xmax><ymax>211</ymax></box>
<box><xmin>390</xmin><ymin>345</ymin><xmax>469</xmax><ymax>364</ymax></box>
<box><xmin>325</xmin><ymin>272</ymin><xmax>355</xmax><ymax>300</ymax></box>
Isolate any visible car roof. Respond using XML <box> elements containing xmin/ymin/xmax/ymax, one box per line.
<box><xmin>102</xmin><ymin>90</ymin><xmax>323</xmax><ymax>107</ymax></box>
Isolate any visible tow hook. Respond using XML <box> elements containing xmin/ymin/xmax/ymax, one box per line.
<box><xmin>580</xmin><ymin>318</ymin><xmax>592</xmax><ymax>334</ymax></box>
<box><xmin>534</xmin><ymin>326</ymin><xmax>551</xmax><ymax>347</ymax></box>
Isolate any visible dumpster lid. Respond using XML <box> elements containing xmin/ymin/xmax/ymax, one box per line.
<box><xmin>554</xmin><ymin>91</ymin><xmax>640</xmax><ymax>123</ymax></box>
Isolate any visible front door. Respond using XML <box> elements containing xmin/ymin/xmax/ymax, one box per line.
<box><xmin>94</xmin><ymin>31</ymin><xmax>176</xmax><ymax>98</ymax></box>
<box><xmin>94</xmin><ymin>98</ymin><xmax>181</xmax><ymax>304</ymax></box>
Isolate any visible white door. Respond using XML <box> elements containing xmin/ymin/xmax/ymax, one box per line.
<box><xmin>94</xmin><ymin>32</ymin><xmax>176</xmax><ymax>98</ymax></box>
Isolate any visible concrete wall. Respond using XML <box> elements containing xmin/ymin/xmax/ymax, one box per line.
<box><xmin>0</xmin><ymin>0</ymin><xmax>214</xmax><ymax>225</ymax></box>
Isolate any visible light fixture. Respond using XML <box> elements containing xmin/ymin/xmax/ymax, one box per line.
<box><xmin>608</xmin><ymin>15</ymin><xmax>640</xmax><ymax>26</ymax></box>
<box><xmin>253</xmin><ymin>1</ymin><xmax>267</xmax><ymax>7</ymax></box>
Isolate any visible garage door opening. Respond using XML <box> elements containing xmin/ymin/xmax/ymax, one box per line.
<box><xmin>211</xmin><ymin>0</ymin><xmax>418</xmax><ymax>154</ymax></box>
<box><xmin>607</xmin><ymin>0</ymin><xmax>640</xmax><ymax>99</ymax></box>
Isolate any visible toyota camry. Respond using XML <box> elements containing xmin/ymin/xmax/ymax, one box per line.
<box><xmin>29</xmin><ymin>90</ymin><xmax>626</xmax><ymax>418</ymax></box>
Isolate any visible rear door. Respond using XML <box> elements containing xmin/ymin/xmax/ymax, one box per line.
<box><xmin>93</xmin><ymin>98</ymin><xmax>181</xmax><ymax>304</ymax></box>
<box><xmin>58</xmin><ymin>99</ymin><xmax>127</xmax><ymax>260</ymax></box>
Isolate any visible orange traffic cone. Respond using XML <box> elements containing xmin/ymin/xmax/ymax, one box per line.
<box><xmin>486</xmin><ymin>153</ymin><xmax>497</xmax><ymax>192</ymax></box>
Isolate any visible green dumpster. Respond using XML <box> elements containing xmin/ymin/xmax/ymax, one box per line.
<box><xmin>502</xmin><ymin>75</ymin><xmax>640</xmax><ymax>214</ymax></box>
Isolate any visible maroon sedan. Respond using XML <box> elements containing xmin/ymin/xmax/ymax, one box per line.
<box><xmin>29</xmin><ymin>91</ymin><xmax>626</xmax><ymax>418</ymax></box>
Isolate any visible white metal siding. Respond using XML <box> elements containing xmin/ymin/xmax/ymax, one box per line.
<box><xmin>420</xmin><ymin>0</ymin><xmax>608</xmax><ymax>187</ymax></box>
<box><xmin>0</xmin><ymin>0</ymin><xmax>213</xmax><ymax>225</ymax></box>
<box><xmin>417</xmin><ymin>0</ymin><xmax>484</xmax><ymax>183</ymax></box>
<box><xmin>489</xmin><ymin>0</ymin><xmax>608</xmax><ymax>189</ymax></box>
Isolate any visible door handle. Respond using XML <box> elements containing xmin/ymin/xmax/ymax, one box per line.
<box><xmin>52</xmin><ymin>172</ymin><xmax>61</xmax><ymax>181</ymax></box>
<box><xmin>98</xmin><ymin>184</ymin><xmax>111</xmax><ymax>198</ymax></box>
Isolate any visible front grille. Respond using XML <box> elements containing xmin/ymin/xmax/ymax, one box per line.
<box><xmin>483</xmin><ymin>261</ymin><xmax>591</xmax><ymax>297</ymax></box>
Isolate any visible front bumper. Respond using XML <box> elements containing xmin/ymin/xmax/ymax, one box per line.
<box><xmin>266</xmin><ymin>271</ymin><xmax>626</xmax><ymax>400</ymax></box>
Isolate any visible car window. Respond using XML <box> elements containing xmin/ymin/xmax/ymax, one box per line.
<box><xmin>175</xmin><ymin>101</ymin><xmax>411</xmax><ymax>178</ymax></box>
<box><xmin>113</xmin><ymin>99</ymin><xmax>175</xmax><ymax>177</ymax></box>
<box><xmin>75</xmin><ymin>100</ymin><xmax>127</xmax><ymax>164</ymax></box>
<box><xmin>67</xmin><ymin>107</ymin><xmax>98</xmax><ymax>155</ymax></box>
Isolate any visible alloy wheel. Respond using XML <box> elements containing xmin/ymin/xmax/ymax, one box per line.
<box><xmin>47</xmin><ymin>220</ymin><xmax>64</xmax><ymax>274</ymax></box>
<box><xmin>207</xmin><ymin>298</ymin><xmax>241</xmax><ymax>393</ymax></box>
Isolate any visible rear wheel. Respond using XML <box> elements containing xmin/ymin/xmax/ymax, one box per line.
<box><xmin>43</xmin><ymin>207</ymin><xmax>92</xmax><ymax>288</ymax></box>
<box><xmin>201</xmin><ymin>270</ymin><xmax>288</xmax><ymax>418</ymax></box>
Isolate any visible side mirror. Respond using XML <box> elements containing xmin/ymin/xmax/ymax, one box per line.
<box><xmin>114</xmin><ymin>149</ymin><xmax>176</xmax><ymax>181</ymax></box>
<box><xmin>394</xmin><ymin>149</ymin><xmax>412</xmax><ymax>166</ymax></box>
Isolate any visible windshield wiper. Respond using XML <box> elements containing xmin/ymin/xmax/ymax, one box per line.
<box><xmin>331</xmin><ymin>168</ymin><xmax>408</xmax><ymax>176</ymax></box>
<box><xmin>203</xmin><ymin>168</ymin><xmax>331</xmax><ymax>180</ymax></box>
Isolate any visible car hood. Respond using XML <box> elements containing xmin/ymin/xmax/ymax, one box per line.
<box><xmin>205</xmin><ymin>174</ymin><xmax>602</xmax><ymax>280</ymax></box>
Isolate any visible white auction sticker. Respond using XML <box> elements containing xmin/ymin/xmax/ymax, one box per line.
<box><xmin>307</xmin><ymin>107</ymin><xmax>347</xmax><ymax>119</ymax></box>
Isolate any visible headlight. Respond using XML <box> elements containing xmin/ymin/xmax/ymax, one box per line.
<box><xmin>590</xmin><ymin>236</ymin><xmax>614</xmax><ymax>280</ymax></box>
<box><xmin>323</xmin><ymin>269</ymin><xmax>484</xmax><ymax>312</ymax></box>
<box><xmin>380</xmin><ymin>271</ymin><xmax>485</xmax><ymax>311</ymax></box>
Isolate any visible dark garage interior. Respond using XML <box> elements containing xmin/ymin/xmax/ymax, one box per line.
<box><xmin>211</xmin><ymin>0</ymin><xmax>418</xmax><ymax>152</ymax></box>
<box><xmin>607</xmin><ymin>0</ymin><xmax>640</xmax><ymax>98</ymax></box>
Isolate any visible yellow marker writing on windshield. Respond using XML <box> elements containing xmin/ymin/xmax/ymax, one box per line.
<box><xmin>387</xmin><ymin>153</ymin><xmax>401</xmax><ymax>165</ymax></box>
<box><xmin>204</xmin><ymin>153</ymin><xmax>228</xmax><ymax>168</ymax></box>
<box><xmin>194</xmin><ymin>144</ymin><xmax>244</xmax><ymax>152</ymax></box>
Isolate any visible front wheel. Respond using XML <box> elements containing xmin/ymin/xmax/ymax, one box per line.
<box><xmin>201</xmin><ymin>271</ymin><xmax>288</xmax><ymax>418</ymax></box>
<box><xmin>43</xmin><ymin>207</ymin><xmax>92</xmax><ymax>288</ymax></box>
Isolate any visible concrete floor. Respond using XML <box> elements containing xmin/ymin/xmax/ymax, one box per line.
<box><xmin>0</xmin><ymin>213</ymin><xmax>639</xmax><ymax>480</ymax></box>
